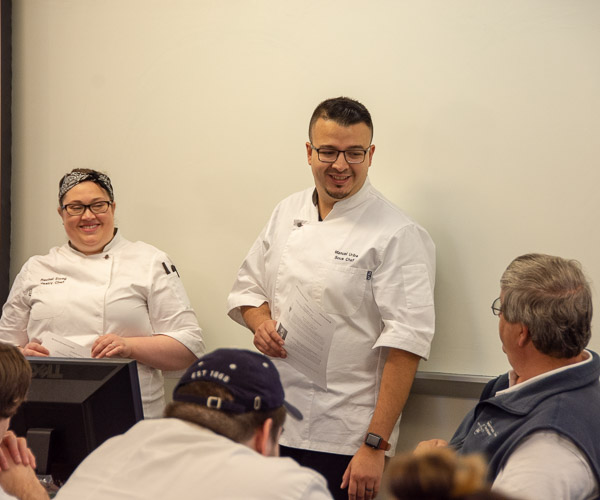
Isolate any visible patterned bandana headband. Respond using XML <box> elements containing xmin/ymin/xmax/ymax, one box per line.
<box><xmin>58</xmin><ymin>171</ymin><xmax>114</xmax><ymax>203</ymax></box>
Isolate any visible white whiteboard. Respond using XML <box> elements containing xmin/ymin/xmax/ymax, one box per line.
<box><xmin>10</xmin><ymin>0</ymin><xmax>600</xmax><ymax>376</ymax></box>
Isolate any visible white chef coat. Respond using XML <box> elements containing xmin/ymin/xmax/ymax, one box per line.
<box><xmin>227</xmin><ymin>179</ymin><xmax>435</xmax><ymax>455</ymax></box>
<box><xmin>0</xmin><ymin>230</ymin><xmax>205</xmax><ymax>417</ymax></box>
<box><xmin>55</xmin><ymin>419</ymin><xmax>333</xmax><ymax>500</ymax></box>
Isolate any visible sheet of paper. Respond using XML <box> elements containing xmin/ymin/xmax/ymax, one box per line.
<box><xmin>39</xmin><ymin>332</ymin><xmax>90</xmax><ymax>358</ymax></box>
<box><xmin>276</xmin><ymin>285</ymin><xmax>334</xmax><ymax>389</ymax></box>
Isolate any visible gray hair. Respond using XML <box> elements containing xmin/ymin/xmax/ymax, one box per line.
<box><xmin>500</xmin><ymin>253</ymin><xmax>592</xmax><ymax>358</ymax></box>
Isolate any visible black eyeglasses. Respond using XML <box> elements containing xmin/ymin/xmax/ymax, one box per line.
<box><xmin>310</xmin><ymin>144</ymin><xmax>370</xmax><ymax>164</ymax></box>
<box><xmin>62</xmin><ymin>201</ymin><xmax>112</xmax><ymax>216</ymax></box>
<box><xmin>491</xmin><ymin>297</ymin><xmax>502</xmax><ymax>316</ymax></box>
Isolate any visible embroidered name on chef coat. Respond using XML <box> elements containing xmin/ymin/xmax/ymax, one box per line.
<box><xmin>39</xmin><ymin>277</ymin><xmax>67</xmax><ymax>285</ymax></box>
<box><xmin>334</xmin><ymin>250</ymin><xmax>359</xmax><ymax>262</ymax></box>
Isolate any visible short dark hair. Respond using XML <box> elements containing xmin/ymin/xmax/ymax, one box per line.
<box><xmin>500</xmin><ymin>253</ymin><xmax>592</xmax><ymax>358</ymax></box>
<box><xmin>308</xmin><ymin>97</ymin><xmax>373</xmax><ymax>142</ymax></box>
<box><xmin>0</xmin><ymin>343</ymin><xmax>32</xmax><ymax>419</ymax></box>
<box><xmin>165</xmin><ymin>381</ymin><xmax>286</xmax><ymax>443</ymax></box>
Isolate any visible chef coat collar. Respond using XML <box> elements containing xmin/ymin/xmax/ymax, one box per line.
<box><xmin>311</xmin><ymin>177</ymin><xmax>372</xmax><ymax>220</ymax></box>
<box><xmin>67</xmin><ymin>228</ymin><xmax>123</xmax><ymax>257</ymax></box>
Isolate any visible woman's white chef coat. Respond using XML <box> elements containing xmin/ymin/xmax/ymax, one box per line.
<box><xmin>0</xmin><ymin>230</ymin><xmax>205</xmax><ymax>417</ymax></box>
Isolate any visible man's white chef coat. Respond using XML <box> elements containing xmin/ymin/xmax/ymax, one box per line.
<box><xmin>227</xmin><ymin>179</ymin><xmax>435</xmax><ymax>455</ymax></box>
<box><xmin>0</xmin><ymin>230</ymin><xmax>205</xmax><ymax>417</ymax></box>
<box><xmin>55</xmin><ymin>419</ymin><xmax>333</xmax><ymax>500</ymax></box>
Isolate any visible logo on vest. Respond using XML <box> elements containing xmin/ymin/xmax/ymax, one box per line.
<box><xmin>474</xmin><ymin>420</ymin><xmax>497</xmax><ymax>438</ymax></box>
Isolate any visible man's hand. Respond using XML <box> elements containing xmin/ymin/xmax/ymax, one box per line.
<box><xmin>414</xmin><ymin>438</ymin><xmax>449</xmax><ymax>455</ymax></box>
<box><xmin>341</xmin><ymin>445</ymin><xmax>386</xmax><ymax>499</ymax></box>
<box><xmin>0</xmin><ymin>444</ymin><xmax>48</xmax><ymax>500</ymax></box>
<box><xmin>253</xmin><ymin>319</ymin><xmax>286</xmax><ymax>358</ymax></box>
<box><xmin>21</xmin><ymin>340</ymin><xmax>49</xmax><ymax>357</ymax></box>
<box><xmin>241</xmin><ymin>304</ymin><xmax>286</xmax><ymax>358</ymax></box>
<box><xmin>340</xmin><ymin>348</ymin><xmax>420</xmax><ymax>498</ymax></box>
<box><xmin>0</xmin><ymin>432</ymin><xmax>36</xmax><ymax>471</ymax></box>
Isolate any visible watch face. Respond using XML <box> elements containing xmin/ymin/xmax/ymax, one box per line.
<box><xmin>366</xmin><ymin>433</ymin><xmax>381</xmax><ymax>448</ymax></box>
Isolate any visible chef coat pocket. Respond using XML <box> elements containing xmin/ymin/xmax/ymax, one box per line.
<box><xmin>316</xmin><ymin>264</ymin><xmax>368</xmax><ymax>316</ymax></box>
<box><xmin>29</xmin><ymin>285</ymin><xmax>66</xmax><ymax>320</ymax></box>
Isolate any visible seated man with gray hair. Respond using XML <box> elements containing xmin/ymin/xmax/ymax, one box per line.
<box><xmin>56</xmin><ymin>348</ymin><xmax>332</xmax><ymax>499</ymax></box>
<box><xmin>417</xmin><ymin>253</ymin><xmax>600</xmax><ymax>500</ymax></box>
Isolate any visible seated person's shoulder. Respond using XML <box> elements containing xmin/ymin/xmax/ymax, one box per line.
<box><xmin>493</xmin><ymin>431</ymin><xmax>598</xmax><ymax>500</ymax></box>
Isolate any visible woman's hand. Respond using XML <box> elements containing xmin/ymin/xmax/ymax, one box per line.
<box><xmin>22</xmin><ymin>340</ymin><xmax>49</xmax><ymax>357</ymax></box>
<box><xmin>91</xmin><ymin>334</ymin><xmax>132</xmax><ymax>359</ymax></box>
<box><xmin>92</xmin><ymin>334</ymin><xmax>195</xmax><ymax>371</ymax></box>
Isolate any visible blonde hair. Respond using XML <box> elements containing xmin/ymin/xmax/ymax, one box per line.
<box><xmin>385</xmin><ymin>448</ymin><xmax>517</xmax><ymax>500</ymax></box>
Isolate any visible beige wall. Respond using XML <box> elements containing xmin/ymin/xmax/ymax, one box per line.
<box><xmin>11</xmin><ymin>2</ymin><xmax>600</xmax><ymax>379</ymax></box>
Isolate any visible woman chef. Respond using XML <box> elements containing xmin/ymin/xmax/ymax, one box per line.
<box><xmin>0</xmin><ymin>169</ymin><xmax>205</xmax><ymax>417</ymax></box>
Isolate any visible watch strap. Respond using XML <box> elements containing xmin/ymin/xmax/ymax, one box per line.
<box><xmin>364</xmin><ymin>432</ymin><xmax>391</xmax><ymax>451</ymax></box>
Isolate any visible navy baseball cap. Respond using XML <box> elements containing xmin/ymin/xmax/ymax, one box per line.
<box><xmin>173</xmin><ymin>348</ymin><xmax>302</xmax><ymax>420</ymax></box>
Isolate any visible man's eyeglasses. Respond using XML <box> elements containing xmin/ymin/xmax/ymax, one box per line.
<box><xmin>310</xmin><ymin>144</ymin><xmax>370</xmax><ymax>164</ymax></box>
<box><xmin>61</xmin><ymin>201</ymin><xmax>112</xmax><ymax>216</ymax></box>
<box><xmin>491</xmin><ymin>297</ymin><xmax>502</xmax><ymax>316</ymax></box>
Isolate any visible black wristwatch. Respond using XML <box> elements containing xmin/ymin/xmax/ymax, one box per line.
<box><xmin>364</xmin><ymin>432</ymin><xmax>391</xmax><ymax>451</ymax></box>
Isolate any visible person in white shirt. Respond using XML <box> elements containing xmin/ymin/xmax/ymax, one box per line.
<box><xmin>416</xmin><ymin>253</ymin><xmax>600</xmax><ymax>500</ymax></box>
<box><xmin>228</xmin><ymin>97</ymin><xmax>436</xmax><ymax>499</ymax></box>
<box><xmin>0</xmin><ymin>343</ymin><xmax>48</xmax><ymax>500</ymax></box>
<box><xmin>0</xmin><ymin>169</ymin><xmax>205</xmax><ymax>417</ymax></box>
<box><xmin>55</xmin><ymin>348</ymin><xmax>332</xmax><ymax>500</ymax></box>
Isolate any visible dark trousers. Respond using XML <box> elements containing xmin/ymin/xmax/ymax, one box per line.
<box><xmin>280</xmin><ymin>445</ymin><xmax>352</xmax><ymax>500</ymax></box>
